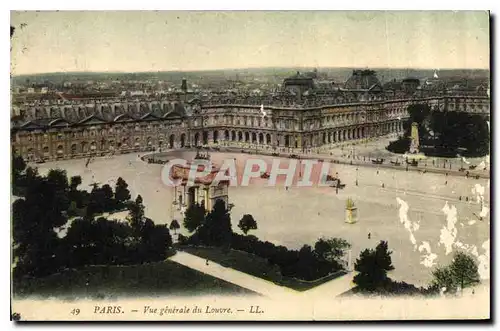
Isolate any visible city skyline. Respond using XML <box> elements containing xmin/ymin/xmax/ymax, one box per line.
<box><xmin>11</xmin><ymin>11</ymin><xmax>490</xmax><ymax>75</ymax></box>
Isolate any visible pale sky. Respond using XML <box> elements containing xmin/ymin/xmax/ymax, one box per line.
<box><xmin>10</xmin><ymin>11</ymin><xmax>490</xmax><ymax>75</ymax></box>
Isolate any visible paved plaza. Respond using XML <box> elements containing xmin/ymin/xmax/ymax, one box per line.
<box><xmin>35</xmin><ymin>147</ymin><xmax>490</xmax><ymax>287</ymax></box>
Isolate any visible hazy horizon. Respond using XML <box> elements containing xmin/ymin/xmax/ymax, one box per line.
<box><xmin>11</xmin><ymin>65</ymin><xmax>491</xmax><ymax>78</ymax></box>
<box><xmin>11</xmin><ymin>11</ymin><xmax>490</xmax><ymax>75</ymax></box>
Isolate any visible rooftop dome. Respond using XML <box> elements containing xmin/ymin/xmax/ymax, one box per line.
<box><xmin>344</xmin><ymin>70</ymin><xmax>382</xmax><ymax>90</ymax></box>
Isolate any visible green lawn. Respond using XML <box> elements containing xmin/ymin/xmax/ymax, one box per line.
<box><xmin>13</xmin><ymin>260</ymin><xmax>257</xmax><ymax>300</ymax></box>
<box><xmin>182</xmin><ymin>246</ymin><xmax>346</xmax><ymax>292</ymax></box>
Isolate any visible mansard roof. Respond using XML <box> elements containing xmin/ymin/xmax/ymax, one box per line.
<box><xmin>15</xmin><ymin>100</ymin><xmax>190</xmax><ymax>124</ymax></box>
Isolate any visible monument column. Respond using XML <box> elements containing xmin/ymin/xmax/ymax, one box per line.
<box><xmin>409</xmin><ymin>122</ymin><xmax>420</xmax><ymax>154</ymax></box>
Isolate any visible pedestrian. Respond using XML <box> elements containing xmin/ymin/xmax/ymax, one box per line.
<box><xmin>285</xmin><ymin>186</ymin><xmax>289</xmax><ymax>191</ymax></box>
<box><xmin>206</xmin><ymin>259</ymin><xmax>209</xmax><ymax>266</ymax></box>
<box><xmin>445</xmin><ymin>181</ymin><xmax>447</xmax><ymax>185</ymax></box>
<box><xmin>382</xmin><ymin>183</ymin><xmax>385</xmax><ymax>188</ymax></box>
<box><xmin>368</xmin><ymin>233</ymin><xmax>371</xmax><ymax>239</ymax></box>
<box><xmin>459</xmin><ymin>196</ymin><xmax>462</xmax><ymax>201</ymax></box>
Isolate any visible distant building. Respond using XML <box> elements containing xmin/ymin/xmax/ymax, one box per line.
<box><xmin>401</xmin><ymin>78</ymin><xmax>420</xmax><ymax>94</ymax></box>
<box><xmin>344</xmin><ymin>70</ymin><xmax>383</xmax><ymax>92</ymax></box>
<box><xmin>181</xmin><ymin>78</ymin><xmax>188</xmax><ymax>93</ymax></box>
<box><xmin>10</xmin><ymin>73</ymin><xmax>490</xmax><ymax>162</ymax></box>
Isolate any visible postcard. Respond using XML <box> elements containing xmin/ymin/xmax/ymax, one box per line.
<box><xmin>10</xmin><ymin>10</ymin><xmax>490</xmax><ymax>321</ymax></box>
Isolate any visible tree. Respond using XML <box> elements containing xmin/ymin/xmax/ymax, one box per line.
<box><xmin>140</xmin><ymin>219</ymin><xmax>173</xmax><ymax>261</ymax></box>
<box><xmin>353</xmin><ymin>241</ymin><xmax>395</xmax><ymax>292</ymax></box>
<box><xmin>388</xmin><ymin>107</ymin><xmax>490</xmax><ymax>158</ymax></box>
<box><xmin>450</xmin><ymin>252</ymin><xmax>480</xmax><ymax>291</ymax></box>
<box><xmin>69</xmin><ymin>175</ymin><xmax>82</xmax><ymax>191</ymax></box>
<box><xmin>127</xmin><ymin>195</ymin><xmax>145</xmax><ymax>235</ymax></box>
<box><xmin>101</xmin><ymin>184</ymin><xmax>115</xmax><ymax>211</ymax></box>
<box><xmin>12</xmin><ymin>152</ymin><xmax>26</xmax><ymax>189</ymax></box>
<box><xmin>13</xmin><ymin>169</ymin><xmax>71</xmax><ymax>278</ymax></box>
<box><xmin>431</xmin><ymin>252</ymin><xmax>480</xmax><ymax>294</ymax></box>
<box><xmin>87</xmin><ymin>185</ymin><xmax>105</xmax><ymax>216</ymax></box>
<box><xmin>169</xmin><ymin>219</ymin><xmax>180</xmax><ymax>234</ymax></box>
<box><xmin>238</xmin><ymin>214</ymin><xmax>257</xmax><ymax>235</ymax></box>
<box><xmin>294</xmin><ymin>245</ymin><xmax>317</xmax><ymax>281</ymax></box>
<box><xmin>200</xmin><ymin>200</ymin><xmax>232</xmax><ymax>246</ymax></box>
<box><xmin>46</xmin><ymin>169</ymin><xmax>70</xmax><ymax>192</ymax></box>
<box><xmin>314</xmin><ymin>237</ymin><xmax>351</xmax><ymax>267</ymax></box>
<box><xmin>183</xmin><ymin>203</ymin><xmax>206</xmax><ymax>233</ymax></box>
<box><xmin>115</xmin><ymin>177</ymin><xmax>131</xmax><ymax>205</ymax></box>
<box><xmin>12</xmin><ymin>152</ymin><xmax>26</xmax><ymax>171</ymax></box>
<box><xmin>430</xmin><ymin>266</ymin><xmax>455</xmax><ymax>294</ymax></box>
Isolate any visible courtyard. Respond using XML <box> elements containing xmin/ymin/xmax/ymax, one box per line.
<box><xmin>35</xmin><ymin>148</ymin><xmax>490</xmax><ymax>287</ymax></box>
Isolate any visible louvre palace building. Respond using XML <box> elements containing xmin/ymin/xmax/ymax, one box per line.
<box><xmin>11</xmin><ymin>70</ymin><xmax>490</xmax><ymax>162</ymax></box>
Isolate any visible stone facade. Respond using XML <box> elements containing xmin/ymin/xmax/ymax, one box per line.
<box><xmin>11</xmin><ymin>94</ymin><xmax>490</xmax><ymax>162</ymax></box>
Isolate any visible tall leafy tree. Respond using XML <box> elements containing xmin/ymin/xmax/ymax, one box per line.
<box><xmin>202</xmin><ymin>200</ymin><xmax>232</xmax><ymax>246</ymax></box>
<box><xmin>430</xmin><ymin>266</ymin><xmax>455</xmax><ymax>294</ymax></box>
<box><xmin>431</xmin><ymin>252</ymin><xmax>480</xmax><ymax>294</ymax></box>
<box><xmin>101</xmin><ymin>184</ymin><xmax>115</xmax><ymax>210</ymax></box>
<box><xmin>388</xmin><ymin>106</ymin><xmax>490</xmax><ymax>157</ymax></box>
<box><xmin>115</xmin><ymin>177</ymin><xmax>131</xmax><ymax>205</ymax></box>
<box><xmin>141</xmin><ymin>219</ymin><xmax>173</xmax><ymax>261</ymax></box>
<box><xmin>314</xmin><ymin>237</ymin><xmax>351</xmax><ymax>267</ymax></box>
<box><xmin>183</xmin><ymin>203</ymin><xmax>206</xmax><ymax>233</ymax></box>
<box><xmin>13</xmin><ymin>169</ymin><xmax>70</xmax><ymax>277</ymax></box>
<box><xmin>450</xmin><ymin>252</ymin><xmax>480</xmax><ymax>291</ymax></box>
<box><xmin>127</xmin><ymin>195</ymin><xmax>145</xmax><ymax>235</ymax></box>
<box><xmin>353</xmin><ymin>241</ymin><xmax>395</xmax><ymax>292</ymax></box>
